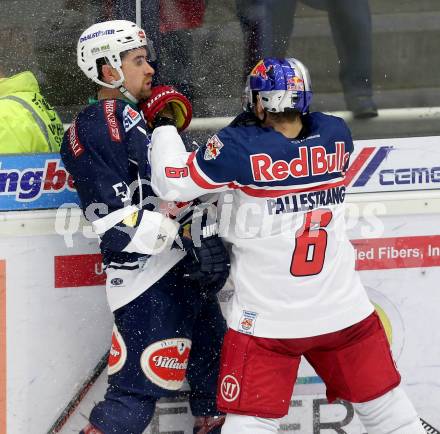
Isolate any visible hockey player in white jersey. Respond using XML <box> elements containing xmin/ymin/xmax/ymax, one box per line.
<box><xmin>141</xmin><ymin>58</ymin><xmax>426</xmax><ymax>434</ymax></box>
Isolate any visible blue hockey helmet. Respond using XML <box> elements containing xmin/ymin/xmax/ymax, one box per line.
<box><xmin>243</xmin><ymin>58</ymin><xmax>313</xmax><ymax>114</ymax></box>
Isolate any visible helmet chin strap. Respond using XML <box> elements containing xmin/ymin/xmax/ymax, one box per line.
<box><xmin>119</xmin><ymin>84</ymin><xmax>138</xmax><ymax>104</ymax></box>
<box><xmin>110</xmin><ymin>69</ymin><xmax>139</xmax><ymax>104</ymax></box>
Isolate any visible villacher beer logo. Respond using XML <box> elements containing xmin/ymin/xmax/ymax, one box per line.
<box><xmin>141</xmin><ymin>338</ymin><xmax>191</xmax><ymax>390</ymax></box>
<box><xmin>108</xmin><ymin>325</ymin><xmax>127</xmax><ymax>375</ymax></box>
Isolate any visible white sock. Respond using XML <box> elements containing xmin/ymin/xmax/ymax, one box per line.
<box><xmin>353</xmin><ymin>386</ymin><xmax>426</xmax><ymax>434</ymax></box>
<box><xmin>221</xmin><ymin>414</ymin><xmax>280</xmax><ymax>434</ymax></box>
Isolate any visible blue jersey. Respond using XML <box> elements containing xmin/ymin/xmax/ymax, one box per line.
<box><xmin>61</xmin><ymin>99</ymin><xmax>186</xmax><ymax>311</ymax></box>
<box><xmin>189</xmin><ymin>111</ymin><xmax>352</xmax><ymax>195</ymax></box>
<box><xmin>150</xmin><ymin>112</ymin><xmax>374</xmax><ymax>338</ymax></box>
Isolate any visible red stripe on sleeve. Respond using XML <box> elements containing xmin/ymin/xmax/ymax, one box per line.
<box><xmin>186</xmin><ymin>151</ymin><xmax>230</xmax><ymax>190</ymax></box>
<box><xmin>238</xmin><ymin>178</ymin><xmax>346</xmax><ymax>198</ymax></box>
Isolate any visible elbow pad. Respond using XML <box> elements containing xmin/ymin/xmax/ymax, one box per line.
<box><xmin>122</xmin><ymin>209</ymin><xmax>179</xmax><ymax>255</ymax></box>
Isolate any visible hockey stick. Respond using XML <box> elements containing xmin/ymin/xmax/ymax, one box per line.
<box><xmin>421</xmin><ymin>418</ymin><xmax>440</xmax><ymax>434</ymax></box>
<box><xmin>47</xmin><ymin>351</ymin><xmax>109</xmax><ymax>434</ymax></box>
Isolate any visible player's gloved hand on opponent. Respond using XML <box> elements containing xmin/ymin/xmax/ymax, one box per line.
<box><xmin>178</xmin><ymin>222</ymin><xmax>230</xmax><ymax>294</ymax></box>
<box><xmin>138</xmin><ymin>85</ymin><xmax>192</xmax><ymax>132</ymax></box>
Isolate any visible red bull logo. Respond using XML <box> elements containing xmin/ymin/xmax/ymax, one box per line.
<box><xmin>287</xmin><ymin>75</ymin><xmax>304</xmax><ymax>91</ymax></box>
<box><xmin>250</xmin><ymin>142</ymin><xmax>349</xmax><ymax>181</ymax></box>
<box><xmin>204</xmin><ymin>135</ymin><xmax>224</xmax><ymax>161</ymax></box>
<box><xmin>251</xmin><ymin>60</ymin><xmax>269</xmax><ymax>79</ymax></box>
<box><xmin>240</xmin><ymin>318</ymin><xmax>253</xmax><ymax>330</ymax></box>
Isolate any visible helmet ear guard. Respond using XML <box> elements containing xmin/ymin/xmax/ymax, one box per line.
<box><xmin>249</xmin><ymin>75</ymin><xmax>270</xmax><ymax>91</ymax></box>
<box><xmin>243</xmin><ymin>57</ymin><xmax>313</xmax><ymax>115</ymax></box>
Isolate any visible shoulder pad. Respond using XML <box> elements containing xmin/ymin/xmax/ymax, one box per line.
<box><xmin>229</xmin><ymin>111</ymin><xmax>260</xmax><ymax>128</ymax></box>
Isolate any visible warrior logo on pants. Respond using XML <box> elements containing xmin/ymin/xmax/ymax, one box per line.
<box><xmin>220</xmin><ymin>375</ymin><xmax>240</xmax><ymax>402</ymax></box>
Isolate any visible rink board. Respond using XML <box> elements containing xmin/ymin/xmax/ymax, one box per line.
<box><xmin>1</xmin><ymin>135</ymin><xmax>440</xmax><ymax>212</ymax></box>
<box><xmin>0</xmin><ymin>213</ymin><xmax>439</xmax><ymax>434</ymax></box>
<box><xmin>0</xmin><ymin>136</ymin><xmax>439</xmax><ymax>433</ymax></box>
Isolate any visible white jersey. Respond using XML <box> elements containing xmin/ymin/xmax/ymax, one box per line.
<box><xmin>149</xmin><ymin>113</ymin><xmax>374</xmax><ymax>338</ymax></box>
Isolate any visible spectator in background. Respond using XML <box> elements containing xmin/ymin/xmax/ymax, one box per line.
<box><xmin>0</xmin><ymin>71</ymin><xmax>64</xmax><ymax>153</ymax></box>
<box><xmin>103</xmin><ymin>0</ymin><xmax>204</xmax><ymax>109</ymax></box>
<box><xmin>157</xmin><ymin>0</ymin><xmax>205</xmax><ymax>102</ymax></box>
<box><xmin>236</xmin><ymin>0</ymin><xmax>378</xmax><ymax>119</ymax></box>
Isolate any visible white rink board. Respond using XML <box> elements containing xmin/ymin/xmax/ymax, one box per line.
<box><xmin>0</xmin><ymin>233</ymin><xmax>113</xmax><ymax>434</ymax></box>
<box><xmin>0</xmin><ymin>212</ymin><xmax>439</xmax><ymax>433</ymax></box>
<box><xmin>348</xmin><ymin>135</ymin><xmax>440</xmax><ymax>194</ymax></box>
<box><xmin>1</xmin><ymin>130</ymin><xmax>440</xmax><ymax>433</ymax></box>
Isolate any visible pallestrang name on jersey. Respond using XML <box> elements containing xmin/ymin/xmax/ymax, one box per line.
<box><xmin>267</xmin><ymin>185</ymin><xmax>346</xmax><ymax>215</ymax></box>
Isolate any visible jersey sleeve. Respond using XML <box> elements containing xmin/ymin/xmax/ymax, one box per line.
<box><xmin>60</xmin><ymin>104</ymin><xmax>177</xmax><ymax>255</ymax></box>
<box><xmin>61</xmin><ymin>110</ymin><xmax>131</xmax><ymax>216</ymax></box>
<box><xmin>150</xmin><ymin>125</ymin><xmax>239</xmax><ymax>201</ymax></box>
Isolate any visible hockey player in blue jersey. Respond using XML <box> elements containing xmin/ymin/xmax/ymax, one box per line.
<box><xmin>143</xmin><ymin>58</ymin><xmax>426</xmax><ymax>434</ymax></box>
<box><xmin>60</xmin><ymin>20</ymin><xmax>228</xmax><ymax>434</ymax></box>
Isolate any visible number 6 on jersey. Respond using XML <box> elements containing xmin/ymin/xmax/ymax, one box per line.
<box><xmin>290</xmin><ymin>209</ymin><xmax>333</xmax><ymax>277</ymax></box>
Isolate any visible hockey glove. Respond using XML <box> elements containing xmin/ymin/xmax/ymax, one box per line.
<box><xmin>179</xmin><ymin>223</ymin><xmax>230</xmax><ymax>294</ymax></box>
<box><xmin>139</xmin><ymin>85</ymin><xmax>193</xmax><ymax>131</ymax></box>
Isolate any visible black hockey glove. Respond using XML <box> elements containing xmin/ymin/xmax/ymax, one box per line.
<box><xmin>178</xmin><ymin>223</ymin><xmax>230</xmax><ymax>294</ymax></box>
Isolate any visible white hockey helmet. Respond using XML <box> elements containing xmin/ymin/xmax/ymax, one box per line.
<box><xmin>77</xmin><ymin>20</ymin><xmax>155</xmax><ymax>90</ymax></box>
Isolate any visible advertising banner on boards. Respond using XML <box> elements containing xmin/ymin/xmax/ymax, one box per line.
<box><xmin>1</xmin><ymin>135</ymin><xmax>440</xmax><ymax>211</ymax></box>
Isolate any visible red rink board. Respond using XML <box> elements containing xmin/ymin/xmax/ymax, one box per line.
<box><xmin>54</xmin><ymin>254</ymin><xmax>105</xmax><ymax>288</ymax></box>
<box><xmin>352</xmin><ymin>235</ymin><xmax>440</xmax><ymax>270</ymax></box>
<box><xmin>53</xmin><ymin>236</ymin><xmax>440</xmax><ymax>288</ymax></box>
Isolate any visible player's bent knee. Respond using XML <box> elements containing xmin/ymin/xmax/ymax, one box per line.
<box><xmin>352</xmin><ymin>386</ymin><xmax>425</xmax><ymax>434</ymax></box>
<box><xmin>308</xmin><ymin>313</ymin><xmax>401</xmax><ymax>403</ymax></box>
<box><xmin>221</xmin><ymin>414</ymin><xmax>280</xmax><ymax>434</ymax></box>
<box><xmin>89</xmin><ymin>394</ymin><xmax>157</xmax><ymax>434</ymax></box>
